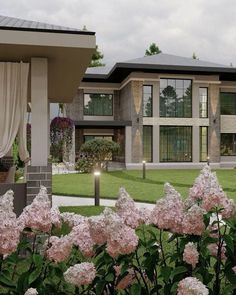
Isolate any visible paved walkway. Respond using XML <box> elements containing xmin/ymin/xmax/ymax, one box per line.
<box><xmin>52</xmin><ymin>195</ymin><xmax>155</xmax><ymax>209</ymax></box>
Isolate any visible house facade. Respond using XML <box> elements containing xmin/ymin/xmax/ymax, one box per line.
<box><xmin>66</xmin><ymin>53</ymin><xmax>236</xmax><ymax>168</ymax></box>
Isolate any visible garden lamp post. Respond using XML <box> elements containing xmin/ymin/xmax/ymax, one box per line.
<box><xmin>142</xmin><ymin>160</ymin><xmax>146</xmax><ymax>179</ymax></box>
<box><xmin>94</xmin><ymin>171</ymin><xmax>101</xmax><ymax>206</ymax></box>
<box><xmin>207</xmin><ymin>156</ymin><xmax>210</xmax><ymax>166</ymax></box>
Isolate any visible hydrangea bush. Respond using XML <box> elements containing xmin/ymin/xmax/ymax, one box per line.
<box><xmin>0</xmin><ymin>166</ymin><xmax>236</xmax><ymax>295</ymax></box>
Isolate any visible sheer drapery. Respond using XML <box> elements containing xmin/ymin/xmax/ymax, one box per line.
<box><xmin>0</xmin><ymin>62</ymin><xmax>29</xmax><ymax>161</ymax></box>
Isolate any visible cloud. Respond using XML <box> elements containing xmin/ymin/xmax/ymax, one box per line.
<box><xmin>1</xmin><ymin>0</ymin><xmax>236</xmax><ymax>66</ymax></box>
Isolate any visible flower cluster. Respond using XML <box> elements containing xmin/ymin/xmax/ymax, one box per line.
<box><xmin>46</xmin><ymin>235</ymin><xmax>73</xmax><ymax>263</ymax></box>
<box><xmin>64</xmin><ymin>262</ymin><xmax>96</xmax><ymax>287</ymax></box>
<box><xmin>177</xmin><ymin>277</ymin><xmax>209</xmax><ymax>295</ymax></box>
<box><xmin>183</xmin><ymin>242</ymin><xmax>199</xmax><ymax>268</ymax></box>
<box><xmin>24</xmin><ymin>288</ymin><xmax>38</xmax><ymax>295</ymax></box>
<box><xmin>0</xmin><ymin>190</ymin><xmax>21</xmax><ymax>255</ymax></box>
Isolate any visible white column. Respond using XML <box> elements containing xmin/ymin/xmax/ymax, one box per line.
<box><xmin>153</xmin><ymin>125</ymin><xmax>159</xmax><ymax>163</ymax></box>
<box><xmin>31</xmin><ymin>58</ymin><xmax>48</xmax><ymax>166</ymax></box>
<box><xmin>125</xmin><ymin>126</ymin><xmax>132</xmax><ymax>163</ymax></box>
<box><xmin>192</xmin><ymin>126</ymin><xmax>200</xmax><ymax>163</ymax></box>
<box><xmin>152</xmin><ymin>82</ymin><xmax>159</xmax><ymax>117</ymax></box>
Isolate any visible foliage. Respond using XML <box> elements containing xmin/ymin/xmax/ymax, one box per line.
<box><xmin>76</xmin><ymin>139</ymin><xmax>120</xmax><ymax>172</ymax></box>
<box><xmin>0</xmin><ymin>166</ymin><xmax>236</xmax><ymax>294</ymax></box>
<box><xmin>89</xmin><ymin>45</ymin><xmax>105</xmax><ymax>67</ymax></box>
<box><xmin>26</xmin><ymin>123</ymin><xmax>31</xmax><ymax>156</ymax></box>
<box><xmin>145</xmin><ymin>43</ymin><xmax>162</xmax><ymax>56</ymax></box>
<box><xmin>192</xmin><ymin>52</ymin><xmax>199</xmax><ymax>60</ymax></box>
<box><xmin>50</xmin><ymin>117</ymin><xmax>74</xmax><ymax>162</ymax></box>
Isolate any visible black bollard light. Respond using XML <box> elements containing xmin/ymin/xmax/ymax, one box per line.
<box><xmin>94</xmin><ymin>171</ymin><xmax>101</xmax><ymax>206</ymax></box>
<box><xmin>207</xmin><ymin>156</ymin><xmax>210</xmax><ymax>166</ymax></box>
<box><xmin>142</xmin><ymin>160</ymin><xmax>146</xmax><ymax>179</ymax></box>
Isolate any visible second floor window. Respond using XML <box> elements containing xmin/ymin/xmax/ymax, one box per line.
<box><xmin>220</xmin><ymin>92</ymin><xmax>236</xmax><ymax>115</ymax></box>
<box><xmin>160</xmin><ymin>79</ymin><xmax>192</xmax><ymax>117</ymax></box>
<box><xmin>84</xmin><ymin>93</ymin><xmax>113</xmax><ymax>116</ymax></box>
<box><xmin>143</xmin><ymin>85</ymin><xmax>153</xmax><ymax>117</ymax></box>
<box><xmin>199</xmin><ymin>88</ymin><xmax>208</xmax><ymax>118</ymax></box>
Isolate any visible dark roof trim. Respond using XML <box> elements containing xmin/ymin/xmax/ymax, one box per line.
<box><xmin>0</xmin><ymin>26</ymin><xmax>95</xmax><ymax>35</ymax></box>
<box><xmin>74</xmin><ymin>120</ymin><xmax>132</xmax><ymax>127</ymax></box>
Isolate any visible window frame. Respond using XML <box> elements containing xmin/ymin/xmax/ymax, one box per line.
<box><xmin>199</xmin><ymin>87</ymin><xmax>208</xmax><ymax>118</ymax></box>
<box><xmin>200</xmin><ymin>126</ymin><xmax>208</xmax><ymax>162</ymax></box>
<box><xmin>143</xmin><ymin>85</ymin><xmax>153</xmax><ymax>117</ymax></box>
<box><xmin>159</xmin><ymin>78</ymin><xmax>192</xmax><ymax>118</ymax></box>
<box><xmin>83</xmin><ymin>93</ymin><xmax>114</xmax><ymax>116</ymax></box>
<box><xmin>143</xmin><ymin>125</ymin><xmax>153</xmax><ymax>162</ymax></box>
<box><xmin>159</xmin><ymin>125</ymin><xmax>192</xmax><ymax>162</ymax></box>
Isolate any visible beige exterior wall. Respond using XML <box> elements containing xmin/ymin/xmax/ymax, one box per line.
<box><xmin>221</xmin><ymin>115</ymin><xmax>236</xmax><ymax>133</ymax></box>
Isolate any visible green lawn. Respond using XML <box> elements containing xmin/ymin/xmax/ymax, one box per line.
<box><xmin>53</xmin><ymin>169</ymin><xmax>236</xmax><ymax>203</ymax></box>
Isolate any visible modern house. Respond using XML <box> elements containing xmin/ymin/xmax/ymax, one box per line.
<box><xmin>66</xmin><ymin>53</ymin><xmax>236</xmax><ymax>169</ymax></box>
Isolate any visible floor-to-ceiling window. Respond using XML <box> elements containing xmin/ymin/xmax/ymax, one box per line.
<box><xmin>160</xmin><ymin>126</ymin><xmax>192</xmax><ymax>162</ymax></box>
<box><xmin>160</xmin><ymin>79</ymin><xmax>192</xmax><ymax>117</ymax></box>
<box><xmin>143</xmin><ymin>126</ymin><xmax>153</xmax><ymax>162</ymax></box>
<box><xmin>143</xmin><ymin>85</ymin><xmax>153</xmax><ymax>117</ymax></box>
<box><xmin>200</xmin><ymin>126</ymin><xmax>208</xmax><ymax>161</ymax></box>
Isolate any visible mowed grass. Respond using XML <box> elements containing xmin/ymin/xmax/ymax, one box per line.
<box><xmin>53</xmin><ymin>169</ymin><xmax>236</xmax><ymax>203</ymax></box>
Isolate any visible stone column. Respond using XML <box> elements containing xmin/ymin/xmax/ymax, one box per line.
<box><xmin>208</xmin><ymin>84</ymin><xmax>220</xmax><ymax>163</ymax></box>
<box><xmin>131</xmin><ymin>81</ymin><xmax>143</xmax><ymax>163</ymax></box>
<box><xmin>27</xmin><ymin>58</ymin><xmax>51</xmax><ymax>203</ymax></box>
<box><xmin>125</xmin><ymin>126</ymin><xmax>132</xmax><ymax>163</ymax></box>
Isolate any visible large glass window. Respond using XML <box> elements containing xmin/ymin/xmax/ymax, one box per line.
<box><xmin>84</xmin><ymin>135</ymin><xmax>113</xmax><ymax>142</ymax></box>
<box><xmin>199</xmin><ymin>88</ymin><xmax>208</xmax><ymax>118</ymax></box>
<box><xmin>143</xmin><ymin>85</ymin><xmax>153</xmax><ymax>117</ymax></box>
<box><xmin>84</xmin><ymin>93</ymin><xmax>113</xmax><ymax>116</ymax></box>
<box><xmin>143</xmin><ymin>126</ymin><xmax>152</xmax><ymax>162</ymax></box>
<box><xmin>160</xmin><ymin>126</ymin><xmax>192</xmax><ymax>162</ymax></box>
<box><xmin>160</xmin><ymin>79</ymin><xmax>192</xmax><ymax>117</ymax></box>
<box><xmin>221</xmin><ymin>133</ymin><xmax>236</xmax><ymax>156</ymax></box>
<box><xmin>200</xmin><ymin>127</ymin><xmax>208</xmax><ymax>161</ymax></box>
<box><xmin>220</xmin><ymin>93</ymin><xmax>236</xmax><ymax>115</ymax></box>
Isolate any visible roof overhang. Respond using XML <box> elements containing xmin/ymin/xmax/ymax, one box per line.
<box><xmin>83</xmin><ymin>63</ymin><xmax>236</xmax><ymax>83</ymax></box>
<box><xmin>0</xmin><ymin>28</ymin><xmax>96</xmax><ymax>102</ymax></box>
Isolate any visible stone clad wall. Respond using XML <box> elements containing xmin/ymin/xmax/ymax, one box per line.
<box><xmin>26</xmin><ymin>164</ymin><xmax>52</xmax><ymax>205</ymax></box>
<box><xmin>208</xmin><ymin>84</ymin><xmax>220</xmax><ymax>163</ymax></box>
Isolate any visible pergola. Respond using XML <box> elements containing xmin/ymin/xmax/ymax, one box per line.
<box><xmin>0</xmin><ymin>15</ymin><xmax>96</xmax><ymax>210</ymax></box>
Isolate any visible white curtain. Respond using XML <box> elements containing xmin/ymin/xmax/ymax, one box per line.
<box><xmin>0</xmin><ymin>62</ymin><xmax>29</xmax><ymax>161</ymax></box>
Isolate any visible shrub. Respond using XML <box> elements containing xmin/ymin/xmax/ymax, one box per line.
<box><xmin>76</xmin><ymin>139</ymin><xmax>120</xmax><ymax>172</ymax></box>
<box><xmin>0</xmin><ymin>166</ymin><xmax>236</xmax><ymax>294</ymax></box>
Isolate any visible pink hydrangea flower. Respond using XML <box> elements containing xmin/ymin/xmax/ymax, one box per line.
<box><xmin>24</xmin><ymin>288</ymin><xmax>38</xmax><ymax>295</ymax></box>
<box><xmin>64</xmin><ymin>262</ymin><xmax>96</xmax><ymax>286</ymax></box>
<box><xmin>0</xmin><ymin>190</ymin><xmax>21</xmax><ymax>255</ymax></box>
<box><xmin>50</xmin><ymin>206</ymin><xmax>62</xmax><ymax>228</ymax></box>
<box><xmin>232</xmin><ymin>266</ymin><xmax>236</xmax><ymax>273</ymax></box>
<box><xmin>177</xmin><ymin>277</ymin><xmax>208</xmax><ymax>295</ymax></box>
<box><xmin>69</xmin><ymin>219</ymin><xmax>95</xmax><ymax>257</ymax></box>
<box><xmin>207</xmin><ymin>243</ymin><xmax>226</xmax><ymax>260</ymax></box>
<box><xmin>61</xmin><ymin>212</ymin><xmax>85</xmax><ymax>227</ymax></box>
<box><xmin>88</xmin><ymin>214</ymin><xmax>107</xmax><ymax>245</ymax></box>
<box><xmin>116</xmin><ymin>188</ymin><xmax>146</xmax><ymax>228</ymax></box>
<box><xmin>183</xmin><ymin>242</ymin><xmax>199</xmax><ymax>268</ymax></box>
<box><xmin>182</xmin><ymin>204</ymin><xmax>206</xmax><ymax>236</ymax></box>
<box><xmin>18</xmin><ymin>186</ymin><xmax>52</xmax><ymax>232</ymax></box>
<box><xmin>103</xmin><ymin>208</ymin><xmax>139</xmax><ymax>258</ymax></box>
<box><xmin>46</xmin><ymin>235</ymin><xmax>73</xmax><ymax>263</ymax></box>
<box><xmin>151</xmin><ymin>183</ymin><xmax>184</xmax><ymax>233</ymax></box>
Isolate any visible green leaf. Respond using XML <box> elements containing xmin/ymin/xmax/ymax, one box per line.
<box><xmin>33</xmin><ymin>254</ymin><xmax>43</xmax><ymax>268</ymax></box>
<box><xmin>160</xmin><ymin>266</ymin><xmax>172</xmax><ymax>282</ymax></box>
<box><xmin>170</xmin><ymin>266</ymin><xmax>188</xmax><ymax>279</ymax></box>
<box><xmin>224</xmin><ymin>235</ymin><xmax>234</xmax><ymax>253</ymax></box>
<box><xmin>0</xmin><ymin>275</ymin><xmax>16</xmax><ymax>288</ymax></box>
<box><xmin>105</xmin><ymin>273</ymin><xmax>114</xmax><ymax>282</ymax></box>
<box><xmin>95</xmin><ymin>280</ymin><xmax>106</xmax><ymax>295</ymax></box>
<box><xmin>130</xmin><ymin>284</ymin><xmax>141</xmax><ymax>295</ymax></box>
<box><xmin>28</xmin><ymin>266</ymin><xmax>43</xmax><ymax>284</ymax></box>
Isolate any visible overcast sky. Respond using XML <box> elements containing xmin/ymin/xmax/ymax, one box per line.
<box><xmin>1</xmin><ymin>0</ymin><xmax>236</xmax><ymax>66</ymax></box>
